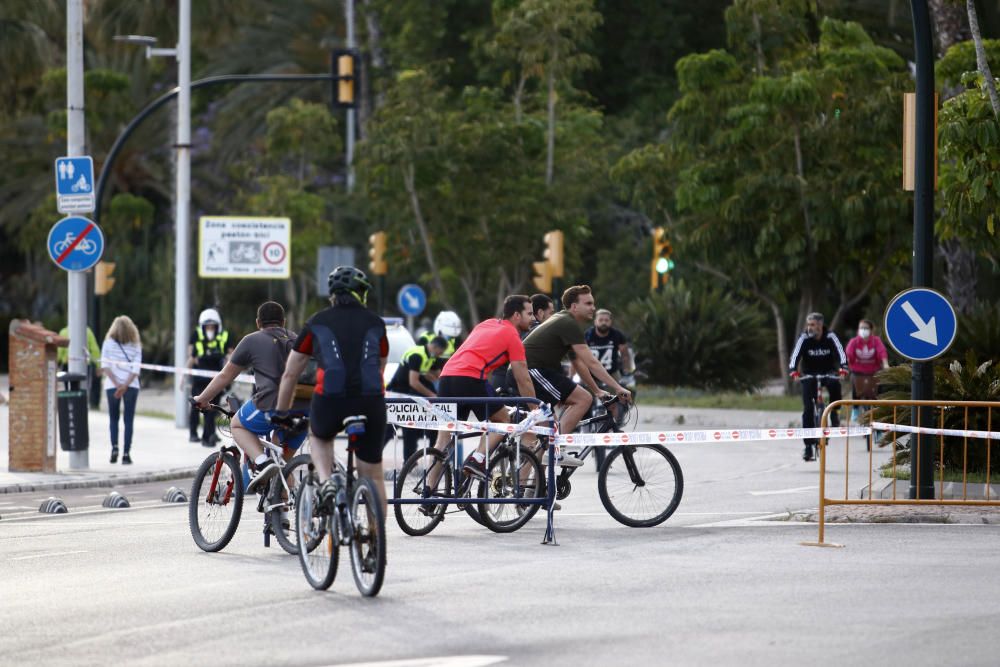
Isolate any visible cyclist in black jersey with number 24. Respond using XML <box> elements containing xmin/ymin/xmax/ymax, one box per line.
<box><xmin>276</xmin><ymin>266</ymin><xmax>390</xmax><ymax>515</ymax></box>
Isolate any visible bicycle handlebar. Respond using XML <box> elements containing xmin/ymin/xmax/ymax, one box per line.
<box><xmin>795</xmin><ymin>373</ymin><xmax>843</xmax><ymax>381</ymax></box>
<box><xmin>189</xmin><ymin>398</ymin><xmax>234</xmax><ymax>419</ymax></box>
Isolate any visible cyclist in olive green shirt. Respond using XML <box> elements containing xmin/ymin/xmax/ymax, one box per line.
<box><xmin>509</xmin><ymin>285</ymin><xmax>632</xmax><ymax>460</ymax></box>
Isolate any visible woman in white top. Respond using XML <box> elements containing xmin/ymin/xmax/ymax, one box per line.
<box><xmin>101</xmin><ymin>316</ymin><xmax>142</xmax><ymax>464</ymax></box>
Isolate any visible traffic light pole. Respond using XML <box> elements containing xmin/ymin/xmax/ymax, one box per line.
<box><xmin>909</xmin><ymin>0</ymin><xmax>936</xmax><ymax>500</ymax></box>
<box><xmin>344</xmin><ymin>0</ymin><xmax>356</xmax><ymax>192</ymax></box>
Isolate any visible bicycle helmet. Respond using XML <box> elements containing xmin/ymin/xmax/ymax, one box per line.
<box><xmin>433</xmin><ymin>311</ymin><xmax>462</xmax><ymax>338</ymax></box>
<box><xmin>327</xmin><ymin>265</ymin><xmax>372</xmax><ymax>296</ymax></box>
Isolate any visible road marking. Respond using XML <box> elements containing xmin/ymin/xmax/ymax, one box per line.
<box><xmin>0</xmin><ymin>502</ymin><xmax>181</xmax><ymax>522</ymax></box>
<box><xmin>9</xmin><ymin>550</ymin><xmax>89</xmax><ymax>561</ymax></box>
<box><xmin>320</xmin><ymin>657</ymin><xmax>507</xmax><ymax>667</ymax></box>
<box><xmin>749</xmin><ymin>485</ymin><xmax>819</xmax><ymax>496</ymax></box>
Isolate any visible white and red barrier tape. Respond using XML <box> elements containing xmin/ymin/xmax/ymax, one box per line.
<box><xmin>870</xmin><ymin>422</ymin><xmax>1000</xmax><ymax>442</ymax></box>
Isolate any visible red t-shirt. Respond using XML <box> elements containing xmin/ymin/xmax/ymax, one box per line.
<box><xmin>441</xmin><ymin>319</ymin><xmax>525</xmax><ymax>380</ymax></box>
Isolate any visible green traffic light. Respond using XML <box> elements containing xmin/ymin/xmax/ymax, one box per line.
<box><xmin>655</xmin><ymin>257</ymin><xmax>670</xmax><ymax>274</ymax></box>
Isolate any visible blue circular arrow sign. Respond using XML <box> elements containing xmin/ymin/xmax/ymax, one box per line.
<box><xmin>47</xmin><ymin>216</ymin><xmax>104</xmax><ymax>272</ymax></box>
<box><xmin>883</xmin><ymin>287</ymin><xmax>958</xmax><ymax>362</ymax></box>
<box><xmin>397</xmin><ymin>284</ymin><xmax>427</xmax><ymax>317</ymax></box>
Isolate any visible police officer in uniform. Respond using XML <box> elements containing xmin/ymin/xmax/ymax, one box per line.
<box><xmin>187</xmin><ymin>308</ymin><xmax>233</xmax><ymax>446</ymax></box>
<box><xmin>386</xmin><ymin>336</ymin><xmax>448</xmax><ymax>460</ymax></box>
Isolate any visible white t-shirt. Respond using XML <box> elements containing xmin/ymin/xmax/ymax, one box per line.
<box><xmin>101</xmin><ymin>338</ymin><xmax>142</xmax><ymax>390</ymax></box>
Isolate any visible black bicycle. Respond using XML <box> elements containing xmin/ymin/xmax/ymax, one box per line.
<box><xmin>188</xmin><ymin>399</ymin><xmax>311</xmax><ymax>554</ymax></box>
<box><xmin>279</xmin><ymin>413</ymin><xmax>387</xmax><ymax>597</ymax></box>
<box><xmin>547</xmin><ymin>396</ymin><xmax>684</xmax><ymax>528</ymax></box>
<box><xmin>393</xmin><ymin>430</ymin><xmax>543</xmax><ymax>536</ymax></box>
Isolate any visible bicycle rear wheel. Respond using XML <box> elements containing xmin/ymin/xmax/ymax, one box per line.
<box><xmin>189</xmin><ymin>451</ymin><xmax>244</xmax><ymax>552</ymax></box>
<box><xmin>295</xmin><ymin>477</ymin><xmax>338</xmax><ymax>590</ymax></box>
<box><xmin>394</xmin><ymin>448</ymin><xmax>452</xmax><ymax>536</ymax></box>
<box><xmin>349</xmin><ymin>478</ymin><xmax>386</xmax><ymax>597</ymax></box>
<box><xmin>597</xmin><ymin>445</ymin><xmax>683</xmax><ymax>527</ymax></box>
<box><xmin>269</xmin><ymin>454</ymin><xmax>312</xmax><ymax>555</ymax></box>
<box><xmin>476</xmin><ymin>444</ymin><xmax>542</xmax><ymax>533</ymax></box>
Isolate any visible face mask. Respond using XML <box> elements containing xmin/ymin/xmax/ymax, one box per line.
<box><xmin>204</xmin><ymin>326</ymin><xmax>217</xmax><ymax>341</ymax></box>
<box><xmin>858</xmin><ymin>328</ymin><xmax>871</xmax><ymax>339</ymax></box>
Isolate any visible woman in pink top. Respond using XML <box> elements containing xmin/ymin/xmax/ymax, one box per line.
<box><xmin>845</xmin><ymin>319</ymin><xmax>889</xmax><ymax>401</ymax></box>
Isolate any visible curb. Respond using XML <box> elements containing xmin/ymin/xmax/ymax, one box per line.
<box><xmin>0</xmin><ymin>467</ymin><xmax>200</xmax><ymax>494</ymax></box>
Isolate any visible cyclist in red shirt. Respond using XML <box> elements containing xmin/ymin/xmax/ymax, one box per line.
<box><xmin>430</xmin><ymin>295</ymin><xmax>536</xmax><ymax>479</ymax></box>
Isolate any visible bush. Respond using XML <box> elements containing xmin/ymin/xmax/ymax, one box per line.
<box><xmin>952</xmin><ymin>301</ymin><xmax>1000</xmax><ymax>362</ymax></box>
<box><xmin>870</xmin><ymin>352</ymin><xmax>1000</xmax><ymax>473</ymax></box>
<box><xmin>622</xmin><ymin>280</ymin><xmax>770</xmax><ymax>391</ymax></box>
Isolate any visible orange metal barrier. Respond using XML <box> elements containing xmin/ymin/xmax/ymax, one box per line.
<box><xmin>803</xmin><ymin>399</ymin><xmax>1000</xmax><ymax>548</ymax></box>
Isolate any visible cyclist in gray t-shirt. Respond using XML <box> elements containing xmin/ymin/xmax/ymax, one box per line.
<box><xmin>193</xmin><ymin>301</ymin><xmax>308</xmax><ymax>490</ymax></box>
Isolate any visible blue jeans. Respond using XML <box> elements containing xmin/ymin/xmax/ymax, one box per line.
<box><xmin>106</xmin><ymin>387</ymin><xmax>139</xmax><ymax>452</ymax></box>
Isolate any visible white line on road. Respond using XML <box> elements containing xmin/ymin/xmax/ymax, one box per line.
<box><xmin>320</xmin><ymin>657</ymin><xmax>507</xmax><ymax>667</ymax></box>
<box><xmin>9</xmin><ymin>550</ymin><xmax>89</xmax><ymax>561</ymax></box>
<box><xmin>749</xmin><ymin>486</ymin><xmax>819</xmax><ymax>496</ymax></box>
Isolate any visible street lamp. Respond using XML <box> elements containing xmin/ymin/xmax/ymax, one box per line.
<box><xmin>114</xmin><ymin>0</ymin><xmax>192</xmax><ymax>428</ymax></box>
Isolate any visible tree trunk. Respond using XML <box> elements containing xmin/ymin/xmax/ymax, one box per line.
<box><xmin>359</xmin><ymin>0</ymin><xmax>389</xmax><ymax>139</ymax></box>
<box><xmin>929</xmin><ymin>0</ymin><xmax>971</xmax><ymax>56</ymax></box>
<box><xmin>940</xmin><ymin>238</ymin><xmax>978</xmax><ymax>314</ymax></box>
<box><xmin>967</xmin><ymin>0</ymin><xmax>1000</xmax><ymax>119</ymax></box>
<box><xmin>401</xmin><ymin>162</ymin><xmax>451</xmax><ymax>307</ymax></box>
<box><xmin>752</xmin><ymin>11</ymin><xmax>766</xmax><ymax>75</ymax></box>
<box><xmin>545</xmin><ymin>49</ymin><xmax>557</xmax><ymax>187</ymax></box>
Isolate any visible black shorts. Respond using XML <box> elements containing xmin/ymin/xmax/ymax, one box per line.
<box><xmin>508</xmin><ymin>366</ymin><xmax>579</xmax><ymax>406</ymax></box>
<box><xmin>309</xmin><ymin>395</ymin><xmax>387</xmax><ymax>464</ymax></box>
<box><xmin>437</xmin><ymin>375</ymin><xmax>500</xmax><ymax>421</ymax></box>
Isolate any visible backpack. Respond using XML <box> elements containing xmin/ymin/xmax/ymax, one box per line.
<box><xmin>266</xmin><ymin>329</ymin><xmax>317</xmax><ymax>401</ymax></box>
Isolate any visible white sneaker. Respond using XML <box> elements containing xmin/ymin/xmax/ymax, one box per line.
<box><xmin>556</xmin><ymin>452</ymin><xmax>584</xmax><ymax>468</ymax></box>
<box><xmin>247</xmin><ymin>461</ymin><xmax>278</xmax><ymax>493</ymax></box>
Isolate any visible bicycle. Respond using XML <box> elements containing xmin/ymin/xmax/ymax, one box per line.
<box><xmin>394</xmin><ymin>426</ymin><xmax>543</xmax><ymax>536</ymax></box>
<box><xmin>187</xmin><ymin>399</ymin><xmax>311</xmax><ymax>555</ymax></box>
<box><xmin>543</xmin><ymin>396</ymin><xmax>684</xmax><ymax>528</ymax></box>
<box><xmin>53</xmin><ymin>232</ymin><xmax>98</xmax><ymax>255</ymax></box>
<box><xmin>282</xmin><ymin>413</ymin><xmax>387</xmax><ymax>597</ymax></box>
<box><xmin>795</xmin><ymin>373</ymin><xmax>843</xmax><ymax>461</ymax></box>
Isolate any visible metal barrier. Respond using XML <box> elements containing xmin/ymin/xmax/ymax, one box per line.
<box><xmin>805</xmin><ymin>399</ymin><xmax>1000</xmax><ymax>547</ymax></box>
<box><xmin>384</xmin><ymin>395</ymin><xmax>560</xmax><ymax>545</ymax></box>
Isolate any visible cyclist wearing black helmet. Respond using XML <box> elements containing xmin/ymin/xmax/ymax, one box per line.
<box><xmin>276</xmin><ymin>266</ymin><xmax>390</xmax><ymax>513</ymax></box>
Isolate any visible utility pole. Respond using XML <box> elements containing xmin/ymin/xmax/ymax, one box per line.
<box><xmin>173</xmin><ymin>0</ymin><xmax>192</xmax><ymax>427</ymax></box>
<box><xmin>909</xmin><ymin>0</ymin><xmax>936</xmax><ymax>500</ymax></box>
<box><xmin>345</xmin><ymin>0</ymin><xmax>356</xmax><ymax>193</ymax></box>
<box><xmin>66</xmin><ymin>0</ymin><xmax>89</xmax><ymax>469</ymax></box>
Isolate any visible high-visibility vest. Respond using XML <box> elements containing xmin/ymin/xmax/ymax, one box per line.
<box><xmin>400</xmin><ymin>344</ymin><xmax>435</xmax><ymax>373</ymax></box>
<box><xmin>417</xmin><ymin>333</ymin><xmax>456</xmax><ymax>358</ymax></box>
<box><xmin>194</xmin><ymin>328</ymin><xmax>229</xmax><ymax>358</ymax></box>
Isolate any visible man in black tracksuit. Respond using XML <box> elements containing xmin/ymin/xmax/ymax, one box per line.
<box><xmin>788</xmin><ymin>312</ymin><xmax>848</xmax><ymax>461</ymax></box>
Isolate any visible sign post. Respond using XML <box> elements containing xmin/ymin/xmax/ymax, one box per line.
<box><xmin>885</xmin><ymin>287</ymin><xmax>957</xmax><ymax>500</ymax></box>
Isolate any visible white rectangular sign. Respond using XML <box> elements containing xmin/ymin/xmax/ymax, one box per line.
<box><xmin>386</xmin><ymin>402</ymin><xmax>457</xmax><ymax>425</ymax></box>
<box><xmin>198</xmin><ymin>216</ymin><xmax>291</xmax><ymax>279</ymax></box>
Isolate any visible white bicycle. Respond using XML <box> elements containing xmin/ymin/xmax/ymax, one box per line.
<box><xmin>53</xmin><ymin>232</ymin><xmax>98</xmax><ymax>255</ymax></box>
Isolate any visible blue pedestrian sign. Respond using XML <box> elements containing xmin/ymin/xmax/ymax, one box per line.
<box><xmin>54</xmin><ymin>156</ymin><xmax>95</xmax><ymax>214</ymax></box>
<box><xmin>397</xmin><ymin>284</ymin><xmax>427</xmax><ymax>317</ymax></box>
<box><xmin>884</xmin><ymin>288</ymin><xmax>958</xmax><ymax>361</ymax></box>
<box><xmin>47</xmin><ymin>216</ymin><xmax>104</xmax><ymax>272</ymax></box>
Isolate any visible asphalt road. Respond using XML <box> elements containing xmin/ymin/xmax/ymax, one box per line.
<box><xmin>3</xmin><ymin>427</ymin><xmax>999</xmax><ymax>666</ymax></box>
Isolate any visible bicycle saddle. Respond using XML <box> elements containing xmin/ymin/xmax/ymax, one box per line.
<box><xmin>342</xmin><ymin>415</ymin><xmax>367</xmax><ymax>437</ymax></box>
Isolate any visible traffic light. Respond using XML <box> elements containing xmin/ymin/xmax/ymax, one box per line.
<box><xmin>94</xmin><ymin>261</ymin><xmax>116</xmax><ymax>295</ymax></box>
<box><xmin>650</xmin><ymin>227</ymin><xmax>674</xmax><ymax>291</ymax></box>
<box><xmin>332</xmin><ymin>49</ymin><xmax>358</xmax><ymax>108</ymax></box>
<box><xmin>532</xmin><ymin>259</ymin><xmax>553</xmax><ymax>293</ymax></box>
<box><xmin>368</xmin><ymin>231</ymin><xmax>387</xmax><ymax>275</ymax></box>
<box><xmin>543</xmin><ymin>230</ymin><xmax>564</xmax><ymax>278</ymax></box>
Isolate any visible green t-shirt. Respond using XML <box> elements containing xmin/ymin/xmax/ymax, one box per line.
<box><xmin>523</xmin><ymin>311</ymin><xmax>586</xmax><ymax>370</ymax></box>
<box><xmin>57</xmin><ymin>326</ymin><xmax>101</xmax><ymax>367</ymax></box>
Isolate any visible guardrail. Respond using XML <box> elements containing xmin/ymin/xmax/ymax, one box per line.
<box><xmin>805</xmin><ymin>399</ymin><xmax>1000</xmax><ymax>547</ymax></box>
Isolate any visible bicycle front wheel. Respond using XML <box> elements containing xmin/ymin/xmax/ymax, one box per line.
<box><xmin>295</xmin><ymin>478</ymin><xmax>338</xmax><ymax>590</ymax></box>
<box><xmin>269</xmin><ymin>454</ymin><xmax>312</xmax><ymax>555</ymax></box>
<box><xmin>476</xmin><ymin>444</ymin><xmax>542</xmax><ymax>534</ymax></box>
<box><xmin>597</xmin><ymin>445</ymin><xmax>683</xmax><ymax>527</ymax></box>
<box><xmin>394</xmin><ymin>448</ymin><xmax>452</xmax><ymax>537</ymax></box>
<box><xmin>189</xmin><ymin>451</ymin><xmax>244</xmax><ymax>552</ymax></box>
<box><xmin>349</xmin><ymin>478</ymin><xmax>387</xmax><ymax>597</ymax></box>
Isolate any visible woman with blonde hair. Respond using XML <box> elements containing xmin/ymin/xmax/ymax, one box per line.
<box><xmin>101</xmin><ymin>315</ymin><xmax>142</xmax><ymax>464</ymax></box>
